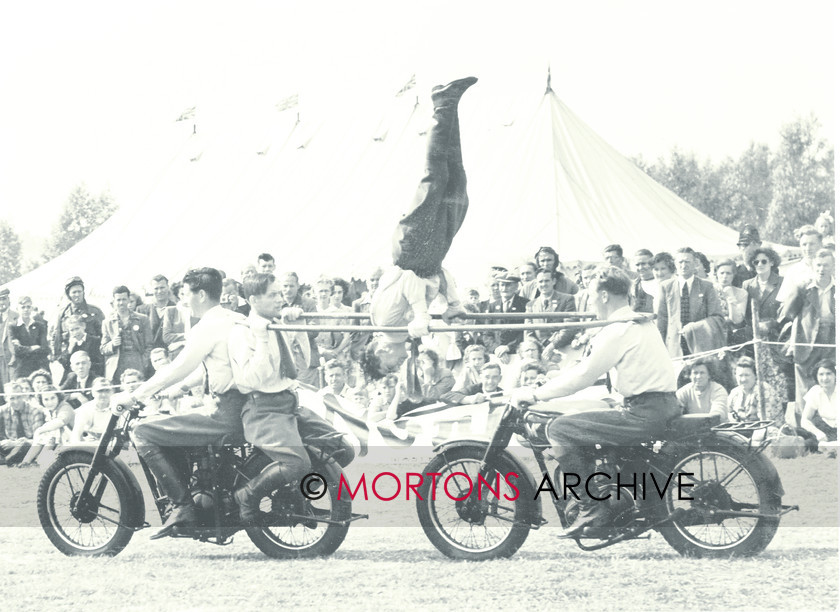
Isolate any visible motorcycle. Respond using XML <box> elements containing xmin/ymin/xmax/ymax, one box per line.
<box><xmin>37</xmin><ymin>400</ymin><xmax>366</xmax><ymax>557</ymax></box>
<box><xmin>415</xmin><ymin>400</ymin><xmax>798</xmax><ymax>560</ymax></box>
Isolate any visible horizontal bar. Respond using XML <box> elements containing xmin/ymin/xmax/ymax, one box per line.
<box><xmin>269</xmin><ymin>315</ymin><xmax>654</xmax><ymax>334</ymax></box>
<box><xmin>296</xmin><ymin>311</ymin><xmax>597</xmax><ymax>320</ymax></box>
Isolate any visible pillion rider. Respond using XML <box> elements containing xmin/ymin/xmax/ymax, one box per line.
<box><xmin>512</xmin><ymin>266</ymin><xmax>679</xmax><ymax>538</ymax></box>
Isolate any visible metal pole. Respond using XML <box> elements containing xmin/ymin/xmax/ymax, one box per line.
<box><xmin>295</xmin><ymin>311</ymin><xmax>597</xmax><ymax>320</ymax></box>
<box><xmin>268</xmin><ymin>315</ymin><xmax>654</xmax><ymax>334</ymax></box>
<box><xmin>750</xmin><ymin>297</ymin><xmax>766</xmax><ymax>420</ymax></box>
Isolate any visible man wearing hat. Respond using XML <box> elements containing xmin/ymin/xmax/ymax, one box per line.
<box><xmin>0</xmin><ymin>288</ymin><xmax>19</xmax><ymax>401</ymax></box>
<box><xmin>486</xmin><ymin>271</ymin><xmax>529</xmax><ymax>359</ymax></box>
<box><xmin>733</xmin><ymin>225</ymin><xmax>761</xmax><ymax>288</ymax></box>
<box><xmin>51</xmin><ymin>277</ymin><xmax>105</xmax><ymax>361</ymax></box>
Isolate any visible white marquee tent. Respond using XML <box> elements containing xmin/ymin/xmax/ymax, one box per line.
<box><xmin>3</xmin><ymin>76</ymin><xmax>740</xmax><ymax>309</ymax></box>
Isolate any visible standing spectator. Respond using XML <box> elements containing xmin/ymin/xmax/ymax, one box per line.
<box><xmin>478</xmin><ymin>268</ymin><xmax>504</xmax><ymax>312</ymax></box>
<box><xmin>350</xmin><ymin>267</ymin><xmax>383</xmax><ymax>361</ymax></box>
<box><xmin>162</xmin><ymin>292</ymin><xmax>199</xmax><ymax>359</ymax></box>
<box><xmin>676</xmin><ymin>359</ymin><xmax>728</xmax><ymax>421</ymax></box>
<box><xmin>313</xmin><ymin>277</ymin><xmax>350</xmax><ymax>364</ymax></box>
<box><xmin>526</xmin><ymin>268</ymin><xmax>576</xmax><ymax>349</ymax></box>
<box><xmin>727</xmin><ymin>356</ymin><xmax>784</xmax><ymax>426</ymax></box>
<box><xmin>70</xmin><ymin>377</ymin><xmax>113</xmax><ymax>443</ymax></box>
<box><xmin>576</xmin><ymin>264</ymin><xmax>598</xmax><ymax>312</ymax></box>
<box><xmin>61</xmin><ymin>351</ymin><xmax>95</xmax><ymax>409</ymax></box>
<box><xmin>777</xmin><ymin>225</ymin><xmax>824</xmax><ymax>303</ymax></box>
<box><xmin>733</xmin><ymin>225</ymin><xmax>761</xmax><ymax>288</ymax></box>
<box><xmin>51</xmin><ymin>277</ymin><xmax>105</xmax><ymax>361</ymax></box>
<box><xmin>779</xmin><ymin>248</ymin><xmax>835</xmax><ymax>420</ymax></box>
<box><xmin>694</xmin><ymin>252</ymin><xmax>711</xmax><ymax>280</ymax></box>
<box><xmin>452</xmin><ymin>344</ymin><xmax>487</xmax><ymax>392</ymax></box>
<box><xmin>257</xmin><ymin>253</ymin><xmax>276</xmax><ymax>274</ymax></box>
<box><xmin>101</xmin><ymin>286</ymin><xmax>153</xmax><ymax>384</ymax></box>
<box><xmin>630</xmin><ymin>249</ymin><xmax>657</xmax><ymax>313</ymax></box>
<box><xmin>518</xmin><ymin>362</ymin><xmax>548</xmax><ymax>389</ymax></box>
<box><xmin>0</xmin><ymin>288</ymin><xmax>18</xmax><ymax>400</ymax></box>
<box><xmin>240</xmin><ymin>264</ymin><xmax>258</xmax><ymax>285</ymax></box>
<box><xmin>714</xmin><ymin>259</ymin><xmax>749</xmax><ymax>345</ymax></box>
<box><xmin>486</xmin><ymin>272</ymin><xmax>528</xmax><ymax>361</ymax></box>
<box><xmin>57</xmin><ymin>314</ymin><xmax>104</xmax><ymax>380</ymax></box>
<box><xmin>136</xmin><ymin>274</ymin><xmax>176</xmax><ymax>350</ymax></box>
<box><xmin>9</xmin><ymin>296</ymin><xmax>49</xmax><ymax>378</ymax></box>
<box><xmin>331</xmin><ymin>278</ymin><xmax>353</xmax><ymax>309</ymax></box>
<box><xmin>801</xmin><ymin>359</ymin><xmax>837</xmax><ymax>443</ymax></box>
<box><xmin>657</xmin><ymin>248</ymin><xmax>725</xmax><ymax>357</ymax></box>
<box><xmin>442</xmin><ymin>362</ymin><xmax>504</xmax><ymax>405</ymax></box>
<box><xmin>278</xmin><ymin>271</ymin><xmax>321</xmax><ymax>386</ymax></box>
<box><xmin>219</xmin><ymin>279</ymin><xmax>243</xmax><ymax>313</ymax></box>
<box><xmin>28</xmin><ymin>369</ymin><xmax>52</xmax><ymax>393</ymax></box>
<box><xmin>652</xmin><ymin>252</ymin><xmax>676</xmax><ymax>284</ymax></box>
<box><xmin>0</xmin><ymin>380</ymin><xmax>44</xmax><ymax>465</ymax></box>
<box><xmin>603</xmin><ymin>244</ymin><xmax>636</xmax><ymax>279</ymax></box>
<box><xmin>517</xmin><ymin>262</ymin><xmax>538</xmax><ymax>286</ymax></box>
<box><xmin>521</xmin><ymin>247</ymin><xmax>579</xmax><ymax>301</ymax></box>
<box><xmin>815</xmin><ymin>211</ymin><xmax>834</xmax><ymax>249</ymax></box>
<box><xmin>317</xmin><ymin>359</ymin><xmax>350</xmax><ymax>398</ymax></box>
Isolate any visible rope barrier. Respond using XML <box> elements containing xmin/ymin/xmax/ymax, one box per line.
<box><xmin>296</xmin><ymin>311</ymin><xmax>598</xmax><ymax>321</ymax></box>
<box><xmin>0</xmin><ymin>382</ymin><xmax>131</xmax><ymax>399</ymax></box>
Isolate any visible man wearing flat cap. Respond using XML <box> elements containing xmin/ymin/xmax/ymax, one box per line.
<box><xmin>51</xmin><ymin>277</ymin><xmax>105</xmax><ymax>362</ymax></box>
<box><xmin>733</xmin><ymin>225</ymin><xmax>761</xmax><ymax>288</ymax></box>
<box><xmin>486</xmin><ymin>272</ymin><xmax>529</xmax><ymax>359</ymax></box>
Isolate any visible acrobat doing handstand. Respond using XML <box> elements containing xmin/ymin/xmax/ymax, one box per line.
<box><xmin>360</xmin><ymin>76</ymin><xmax>477</xmax><ymax>381</ymax></box>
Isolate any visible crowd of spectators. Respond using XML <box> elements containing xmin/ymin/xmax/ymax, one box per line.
<box><xmin>0</xmin><ymin>216</ymin><xmax>836</xmax><ymax>465</ymax></box>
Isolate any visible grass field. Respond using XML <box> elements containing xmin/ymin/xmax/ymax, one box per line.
<box><xmin>0</xmin><ymin>452</ymin><xmax>837</xmax><ymax>611</ymax></box>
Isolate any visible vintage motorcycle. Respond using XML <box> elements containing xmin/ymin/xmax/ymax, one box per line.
<box><xmin>415</xmin><ymin>400</ymin><xmax>797</xmax><ymax>560</ymax></box>
<box><xmin>37</xmin><ymin>400</ymin><xmax>365</xmax><ymax>557</ymax></box>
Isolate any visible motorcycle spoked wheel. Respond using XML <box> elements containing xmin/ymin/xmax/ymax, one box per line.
<box><xmin>416</xmin><ymin>445</ymin><xmax>533</xmax><ymax>561</ymax></box>
<box><xmin>240</xmin><ymin>452</ymin><xmax>350</xmax><ymax>559</ymax></box>
<box><xmin>37</xmin><ymin>451</ymin><xmax>140</xmax><ymax>557</ymax></box>
<box><xmin>658</xmin><ymin>445</ymin><xmax>781</xmax><ymax>557</ymax></box>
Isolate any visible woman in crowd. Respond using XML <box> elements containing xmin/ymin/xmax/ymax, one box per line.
<box><xmin>416</xmin><ymin>347</ymin><xmax>455</xmax><ymax>403</ymax></box>
<box><xmin>801</xmin><ymin>359</ymin><xmax>837</xmax><ymax>443</ymax></box>
<box><xmin>652</xmin><ymin>252</ymin><xmax>676</xmax><ymax>284</ymax></box>
<box><xmin>17</xmin><ymin>386</ymin><xmax>75</xmax><ymax>467</ymax></box>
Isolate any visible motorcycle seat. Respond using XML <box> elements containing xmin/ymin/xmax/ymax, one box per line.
<box><xmin>664</xmin><ymin>413</ymin><xmax>721</xmax><ymax>438</ymax></box>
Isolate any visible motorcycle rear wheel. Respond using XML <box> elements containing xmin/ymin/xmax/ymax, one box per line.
<box><xmin>658</xmin><ymin>445</ymin><xmax>781</xmax><ymax>558</ymax></box>
<box><xmin>37</xmin><ymin>451</ymin><xmax>139</xmax><ymax>557</ymax></box>
<box><xmin>416</xmin><ymin>445</ymin><xmax>533</xmax><ymax>561</ymax></box>
<box><xmin>241</xmin><ymin>452</ymin><xmax>350</xmax><ymax>559</ymax></box>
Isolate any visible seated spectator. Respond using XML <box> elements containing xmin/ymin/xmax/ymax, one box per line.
<box><xmin>346</xmin><ymin>385</ymin><xmax>371</xmax><ymax>419</ymax></box>
<box><xmin>120</xmin><ymin>368</ymin><xmax>144</xmax><ymax>393</ymax></box>
<box><xmin>714</xmin><ymin>259</ymin><xmax>749</xmax><ymax>344</ymax></box>
<box><xmin>415</xmin><ymin>347</ymin><xmax>455</xmax><ymax>402</ymax></box>
<box><xmin>801</xmin><ymin>359</ymin><xmax>837</xmax><ymax>444</ymax></box>
<box><xmin>676</xmin><ymin>359</ymin><xmax>728</xmax><ymax>421</ymax></box>
<box><xmin>61</xmin><ymin>350</ymin><xmax>95</xmax><ymax>409</ymax></box>
<box><xmin>318</xmin><ymin>359</ymin><xmax>350</xmax><ymax>398</ymax></box>
<box><xmin>630</xmin><ymin>250</ymin><xmax>657</xmax><ymax>313</ymax></box>
<box><xmin>28</xmin><ymin>369</ymin><xmax>52</xmax><ymax>393</ymax></box>
<box><xmin>443</xmin><ymin>362</ymin><xmax>504</xmax><ymax>405</ymax></box>
<box><xmin>9</xmin><ymin>296</ymin><xmax>49</xmax><ymax>379</ymax></box>
<box><xmin>0</xmin><ymin>380</ymin><xmax>44</xmax><ymax>466</ymax></box>
<box><xmin>368</xmin><ymin>374</ymin><xmax>399</xmax><ymax>422</ymax></box>
<box><xmin>727</xmin><ymin>356</ymin><xmax>784</xmax><ymax>425</ymax></box>
<box><xmin>71</xmin><ymin>378</ymin><xmax>113</xmax><ymax>443</ymax></box>
<box><xmin>453</xmin><ymin>344</ymin><xmax>488</xmax><ymax>392</ymax></box>
<box><xmin>518</xmin><ymin>361</ymin><xmax>548</xmax><ymax>389</ymax></box>
<box><xmin>17</xmin><ymin>386</ymin><xmax>75</xmax><ymax>467</ymax></box>
<box><xmin>14</xmin><ymin>377</ymin><xmax>34</xmax><ymax>395</ymax></box>
<box><xmin>148</xmin><ymin>347</ymin><xmax>200</xmax><ymax>414</ymax></box>
<box><xmin>57</xmin><ymin>314</ymin><xmax>104</xmax><ymax>381</ymax></box>
<box><xmin>502</xmin><ymin>338</ymin><xmax>556</xmax><ymax>390</ymax></box>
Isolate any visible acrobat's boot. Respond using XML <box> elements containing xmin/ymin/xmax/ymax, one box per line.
<box><xmin>144</xmin><ymin>448</ymin><xmax>196</xmax><ymax>540</ymax></box>
<box><xmin>431</xmin><ymin>76</ymin><xmax>478</xmax><ymax>109</ymax></box>
<box><xmin>234</xmin><ymin>462</ymin><xmax>293</xmax><ymax>524</ymax></box>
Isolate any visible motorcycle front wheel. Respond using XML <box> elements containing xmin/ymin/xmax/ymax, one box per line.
<box><xmin>240</xmin><ymin>451</ymin><xmax>350</xmax><ymax>559</ymax></box>
<box><xmin>658</xmin><ymin>444</ymin><xmax>781</xmax><ymax>557</ymax></box>
<box><xmin>416</xmin><ymin>445</ymin><xmax>533</xmax><ymax>561</ymax></box>
<box><xmin>37</xmin><ymin>451</ymin><xmax>139</xmax><ymax>557</ymax></box>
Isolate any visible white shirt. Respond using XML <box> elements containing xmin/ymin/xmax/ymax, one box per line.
<box><xmin>71</xmin><ymin>400</ymin><xmax>111</xmax><ymax>442</ymax></box>
<box><xmin>228</xmin><ymin>311</ymin><xmax>296</xmax><ymax>394</ymax></box>
<box><xmin>536</xmin><ymin>306</ymin><xmax>676</xmax><ymax>399</ymax></box>
<box><xmin>777</xmin><ymin>259</ymin><xmax>814</xmax><ymax>303</ymax></box>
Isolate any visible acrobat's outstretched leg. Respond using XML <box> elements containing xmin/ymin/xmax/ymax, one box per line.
<box><xmin>391</xmin><ymin>76</ymin><xmax>477</xmax><ymax>278</ymax></box>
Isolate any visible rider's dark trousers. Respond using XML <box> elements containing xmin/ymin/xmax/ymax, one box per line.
<box><xmin>241</xmin><ymin>390</ymin><xmax>309</xmax><ymax>481</ymax></box>
<box><xmin>132</xmin><ymin>389</ymin><xmax>247</xmax><ymax>455</ymax></box>
<box><xmin>390</xmin><ymin>84</ymin><xmax>470</xmax><ymax>278</ymax></box>
<box><xmin>547</xmin><ymin>392</ymin><xmax>681</xmax><ymax>457</ymax></box>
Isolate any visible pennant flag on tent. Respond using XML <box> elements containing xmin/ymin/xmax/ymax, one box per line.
<box><xmin>275</xmin><ymin>94</ymin><xmax>299</xmax><ymax>113</ymax></box>
<box><xmin>175</xmin><ymin>106</ymin><xmax>196</xmax><ymax>122</ymax></box>
<box><xmin>395</xmin><ymin>75</ymin><xmax>415</xmax><ymax>97</ymax></box>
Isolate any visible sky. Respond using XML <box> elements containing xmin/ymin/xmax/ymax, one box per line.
<box><xmin>0</xmin><ymin>0</ymin><xmax>835</xmax><ymax>240</ymax></box>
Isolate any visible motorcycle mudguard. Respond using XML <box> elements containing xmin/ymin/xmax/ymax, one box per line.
<box><xmin>711</xmin><ymin>431</ymin><xmax>785</xmax><ymax>498</ymax></box>
<box><xmin>55</xmin><ymin>446</ymin><xmax>146</xmax><ymax>527</ymax></box>
<box><xmin>432</xmin><ymin>438</ymin><xmax>543</xmax><ymax>527</ymax></box>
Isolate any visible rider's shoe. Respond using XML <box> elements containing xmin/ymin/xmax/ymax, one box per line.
<box><xmin>234</xmin><ymin>463</ymin><xmax>287</xmax><ymax>525</ymax></box>
<box><xmin>562</xmin><ymin>501</ymin><xmax>610</xmax><ymax>539</ymax></box>
<box><xmin>150</xmin><ymin>503</ymin><xmax>197</xmax><ymax>540</ymax></box>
